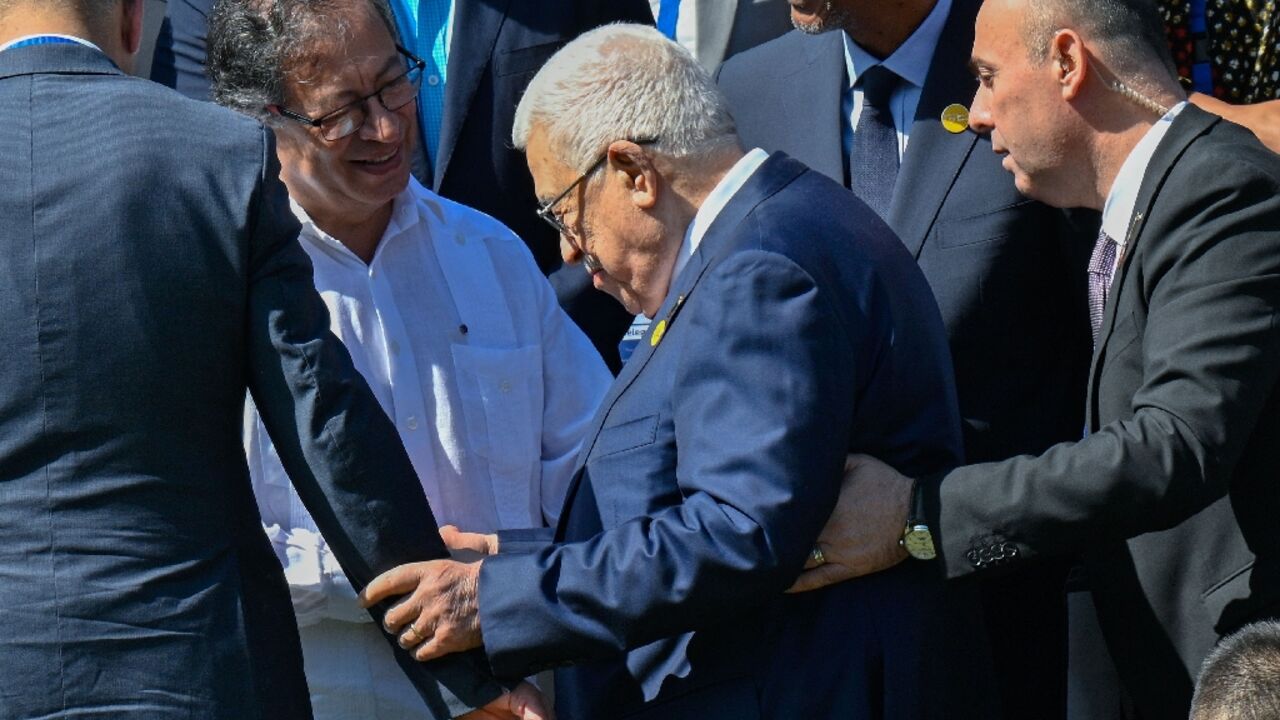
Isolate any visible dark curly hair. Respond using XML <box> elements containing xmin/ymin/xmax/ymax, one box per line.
<box><xmin>206</xmin><ymin>0</ymin><xmax>400</xmax><ymax>122</ymax></box>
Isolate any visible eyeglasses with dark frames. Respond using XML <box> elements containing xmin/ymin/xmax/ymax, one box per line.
<box><xmin>270</xmin><ymin>45</ymin><xmax>426</xmax><ymax>142</ymax></box>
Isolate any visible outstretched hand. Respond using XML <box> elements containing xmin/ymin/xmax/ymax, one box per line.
<box><xmin>788</xmin><ymin>454</ymin><xmax>913</xmax><ymax>593</ymax></box>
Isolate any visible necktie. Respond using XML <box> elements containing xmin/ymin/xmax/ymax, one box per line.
<box><xmin>657</xmin><ymin>0</ymin><xmax>681</xmax><ymax>39</ymax></box>
<box><xmin>850</xmin><ymin>65</ymin><xmax>900</xmax><ymax>219</ymax></box>
<box><xmin>416</xmin><ymin>0</ymin><xmax>450</xmax><ymax>172</ymax></box>
<box><xmin>1087</xmin><ymin>229</ymin><xmax>1119</xmax><ymax>344</ymax></box>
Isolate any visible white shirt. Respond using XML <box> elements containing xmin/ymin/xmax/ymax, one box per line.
<box><xmin>245</xmin><ymin>178</ymin><xmax>610</xmax><ymax>718</ymax></box>
<box><xmin>1101</xmin><ymin>102</ymin><xmax>1188</xmax><ymax>267</ymax></box>
<box><xmin>841</xmin><ymin>0</ymin><xmax>952</xmax><ymax>161</ymax></box>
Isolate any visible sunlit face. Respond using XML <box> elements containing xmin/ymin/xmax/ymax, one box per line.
<box><xmin>525</xmin><ymin>126</ymin><xmax>674</xmax><ymax>318</ymax></box>
<box><xmin>273</xmin><ymin>5</ymin><xmax>416</xmax><ymax>229</ymax></box>
<box><xmin>967</xmin><ymin>0</ymin><xmax>1076</xmax><ymax>205</ymax></box>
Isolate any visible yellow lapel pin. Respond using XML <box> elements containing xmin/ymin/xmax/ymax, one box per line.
<box><xmin>650</xmin><ymin>319</ymin><xmax>667</xmax><ymax>347</ymax></box>
<box><xmin>941</xmin><ymin>103</ymin><xmax>969</xmax><ymax>133</ymax></box>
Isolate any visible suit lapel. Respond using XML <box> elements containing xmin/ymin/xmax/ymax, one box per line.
<box><xmin>1084</xmin><ymin>106</ymin><xmax>1218</xmax><ymax>420</ymax></box>
<box><xmin>887</xmin><ymin>0</ymin><xmax>981</xmax><ymax>257</ymax></box>
<box><xmin>434</xmin><ymin>0</ymin><xmax>510</xmax><ymax>189</ymax></box>
<box><xmin>769</xmin><ymin>32</ymin><xmax>846</xmax><ymax>184</ymax></box>
<box><xmin>556</xmin><ymin>154</ymin><xmax>806</xmax><ymax>528</ymax></box>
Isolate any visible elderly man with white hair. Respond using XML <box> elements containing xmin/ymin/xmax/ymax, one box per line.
<box><xmin>360</xmin><ymin>23</ymin><xmax>997</xmax><ymax>720</ymax></box>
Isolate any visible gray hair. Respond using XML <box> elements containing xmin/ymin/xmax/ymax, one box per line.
<box><xmin>207</xmin><ymin>0</ymin><xmax>400</xmax><ymax>123</ymax></box>
<box><xmin>1191</xmin><ymin>620</ymin><xmax>1280</xmax><ymax>720</ymax></box>
<box><xmin>511</xmin><ymin>23</ymin><xmax>737</xmax><ymax>172</ymax></box>
<box><xmin>1020</xmin><ymin>0</ymin><xmax>1177</xmax><ymax>90</ymax></box>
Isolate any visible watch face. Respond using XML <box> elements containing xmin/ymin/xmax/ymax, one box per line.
<box><xmin>904</xmin><ymin>528</ymin><xmax>937</xmax><ymax>560</ymax></box>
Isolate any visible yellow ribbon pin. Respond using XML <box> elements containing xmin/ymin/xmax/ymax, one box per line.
<box><xmin>941</xmin><ymin>103</ymin><xmax>969</xmax><ymax>133</ymax></box>
<box><xmin>650</xmin><ymin>319</ymin><xmax>668</xmax><ymax>347</ymax></box>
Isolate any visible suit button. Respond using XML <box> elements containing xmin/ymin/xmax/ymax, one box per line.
<box><xmin>405</xmin><ymin>416</ymin><xmax>419</xmax><ymax>431</ymax></box>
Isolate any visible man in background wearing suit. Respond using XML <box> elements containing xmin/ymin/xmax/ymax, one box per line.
<box><xmin>717</xmin><ymin>0</ymin><xmax>1093</xmax><ymax>715</ymax></box>
<box><xmin>794</xmin><ymin>0</ymin><xmax>1280</xmax><ymax>716</ymax></box>
<box><xmin>359</xmin><ymin>24</ymin><xmax>996</xmax><ymax>720</ymax></box>
<box><xmin>152</xmin><ymin>0</ymin><xmax>653</xmax><ymax>371</ymax></box>
<box><xmin>0</xmin><ymin>0</ymin><xmax>541</xmax><ymax>718</ymax></box>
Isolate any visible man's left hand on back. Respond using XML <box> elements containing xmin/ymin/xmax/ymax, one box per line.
<box><xmin>788</xmin><ymin>454</ymin><xmax>914</xmax><ymax>593</ymax></box>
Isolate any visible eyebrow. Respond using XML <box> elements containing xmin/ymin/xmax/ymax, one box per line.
<box><xmin>322</xmin><ymin>54</ymin><xmax>405</xmax><ymax>106</ymax></box>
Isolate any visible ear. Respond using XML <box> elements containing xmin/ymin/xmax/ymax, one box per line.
<box><xmin>1050</xmin><ymin>29</ymin><xmax>1087</xmax><ymax>101</ymax></box>
<box><xmin>121</xmin><ymin>0</ymin><xmax>145</xmax><ymax>56</ymax></box>
<box><xmin>606</xmin><ymin>140</ymin><xmax>659</xmax><ymax>211</ymax></box>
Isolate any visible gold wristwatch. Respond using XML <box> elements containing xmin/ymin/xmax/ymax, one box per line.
<box><xmin>900</xmin><ymin>480</ymin><xmax>936</xmax><ymax>560</ymax></box>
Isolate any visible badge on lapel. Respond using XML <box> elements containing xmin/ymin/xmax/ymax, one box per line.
<box><xmin>649</xmin><ymin>294</ymin><xmax>687</xmax><ymax>347</ymax></box>
<box><xmin>941</xmin><ymin>103</ymin><xmax>969</xmax><ymax>133</ymax></box>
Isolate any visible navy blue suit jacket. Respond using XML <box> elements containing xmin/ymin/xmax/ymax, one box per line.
<box><xmin>478</xmin><ymin>154</ymin><xmax>996</xmax><ymax>719</ymax></box>
<box><xmin>152</xmin><ymin>0</ymin><xmax>654</xmax><ymax>371</ymax></box>
<box><xmin>717</xmin><ymin>0</ymin><xmax>1092</xmax><ymax>465</ymax></box>
<box><xmin>0</xmin><ymin>44</ymin><xmax>500</xmax><ymax>719</ymax></box>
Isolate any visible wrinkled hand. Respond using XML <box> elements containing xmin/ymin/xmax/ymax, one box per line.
<box><xmin>458</xmin><ymin>681</ymin><xmax>554</xmax><ymax>720</ymax></box>
<box><xmin>358</xmin><ymin>559</ymin><xmax>483</xmax><ymax>662</ymax></box>
<box><xmin>788</xmin><ymin>454</ymin><xmax>912</xmax><ymax>593</ymax></box>
<box><xmin>441</xmin><ymin>524</ymin><xmax>499</xmax><ymax>562</ymax></box>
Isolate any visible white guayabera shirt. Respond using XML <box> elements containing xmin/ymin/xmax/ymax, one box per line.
<box><xmin>244</xmin><ymin>177</ymin><xmax>610</xmax><ymax>719</ymax></box>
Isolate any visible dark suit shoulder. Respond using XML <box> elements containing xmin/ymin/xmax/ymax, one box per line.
<box><xmin>718</xmin><ymin>28</ymin><xmax>824</xmax><ymax>85</ymax></box>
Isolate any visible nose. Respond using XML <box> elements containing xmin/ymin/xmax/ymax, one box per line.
<box><xmin>968</xmin><ymin>86</ymin><xmax>994</xmax><ymax>134</ymax></box>
<box><xmin>560</xmin><ymin>234</ymin><xmax>582</xmax><ymax>265</ymax></box>
<box><xmin>360</xmin><ymin>97</ymin><xmax>402</xmax><ymax>143</ymax></box>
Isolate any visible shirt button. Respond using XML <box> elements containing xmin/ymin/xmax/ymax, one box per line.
<box><xmin>427</xmin><ymin>74</ymin><xmax>441</xmax><ymax>86</ymax></box>
<box><xmin>406</xmin><ymin>416</ymin><xmax>419</xmax><ymax>430</ymax></box>
<box><xmin>499</xmin><ymin>381</ymin><xmax>512</xmax><ymax>394</ymax></box>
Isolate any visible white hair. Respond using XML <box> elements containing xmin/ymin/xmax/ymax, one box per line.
<box><xmin>512</xmin><ymin>23</ymin><xmax>738</xmax><ymax>172</ymax></box>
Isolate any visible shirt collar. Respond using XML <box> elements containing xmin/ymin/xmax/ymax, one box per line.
<box><xmin>0</xmin><ymin>34</ymin><xmax>103</xmax><ymax>53</ymax></box>
<box><xmin>291</xmin><ymin>178</ymin><xmax>424</xmax><ymax>265</ymax></box>
<box><xmin>663</xmin><ymin>147</ymin><xmax>770</xmax><ymax>308</ymax></box>
<box><xmin>841</xmin><ymin>0</ymin><xmax>951</xmax><ymax>91</ymax></box>
<box><xmin>1101</xmin><ymin>101</ymin><xmax>1187</xmax><ymax>244</ymax></box>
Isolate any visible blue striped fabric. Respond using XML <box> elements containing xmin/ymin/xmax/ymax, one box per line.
<box><xmin>389</xmin><ymin>0</ymin><xmax>452</xmax><ymax>175</ymax></box>
<box><xmin>657</xmin><ymin>0</ymin><xmax>681</xmax><ymax>39</ymax></box>
<box><xmin>1</xmin><ymin>36</ymin><xmax>84</xmax><ymax>52</ymax></box>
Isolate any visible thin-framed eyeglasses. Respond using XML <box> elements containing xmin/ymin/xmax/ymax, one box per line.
<box><xmin>534</xmin><ymin>137</ymin><xmax>659</xmax><ymax>242</ymax></box>
<box><xmin>270</xmin><ymin>45</ymin><xmax>426</xmax><ymax>142</ymax></box>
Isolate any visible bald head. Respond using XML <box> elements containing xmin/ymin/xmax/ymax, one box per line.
<box><xmin>1018</xmin><ymin>0</ymin><xmax>1180</xmax><ymax>97</ymax></box>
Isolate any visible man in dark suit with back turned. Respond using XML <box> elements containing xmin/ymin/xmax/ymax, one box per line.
<box><xmin>152</xmin><ymin>0</ymin><xmax>654</xmax><ymax>371</ymax></box>
<box><xmin>358</xmin><ymin>24</ymin><xmax>996</xmax><ymax>720</ymax></box>
<box><xmin>0</xmin><ymin>1</ymin><xmax>544</xmax><ymax>717</ymax></box>
<box><xmin>717</xmin><ymin>0</ymin><xmax>1093</xmax><ymax>715</ymax></box>
<box><xmin>794</xmin><ymin>0</ymin><xmax>1280</xmax><ymax>715</ymax></box>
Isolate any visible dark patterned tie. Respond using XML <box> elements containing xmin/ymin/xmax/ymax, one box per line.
<box><xmin>1088</xmin><ymin>229</ymin><xmax>1119</xmax><ymax>344</ymax></box>
<box><xmin>850</xmin><ymin>65</ymin><xmax>900</xmax><ymax>219</ymax></box>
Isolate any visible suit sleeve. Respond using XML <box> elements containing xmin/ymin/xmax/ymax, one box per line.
<box><xmin>242</xmin><ymin>129</ymin><xmax>508</xmax><ymax>716</ymax></box>
<box><xmin>477</xmin><ymin>248</ymin><xmax>862</xmax><ymax>677</ymax></box>
<box><xmin>926</xmin><ymin>150</ymin><xmax>1280</xmax><ymax>578</ymax></box>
